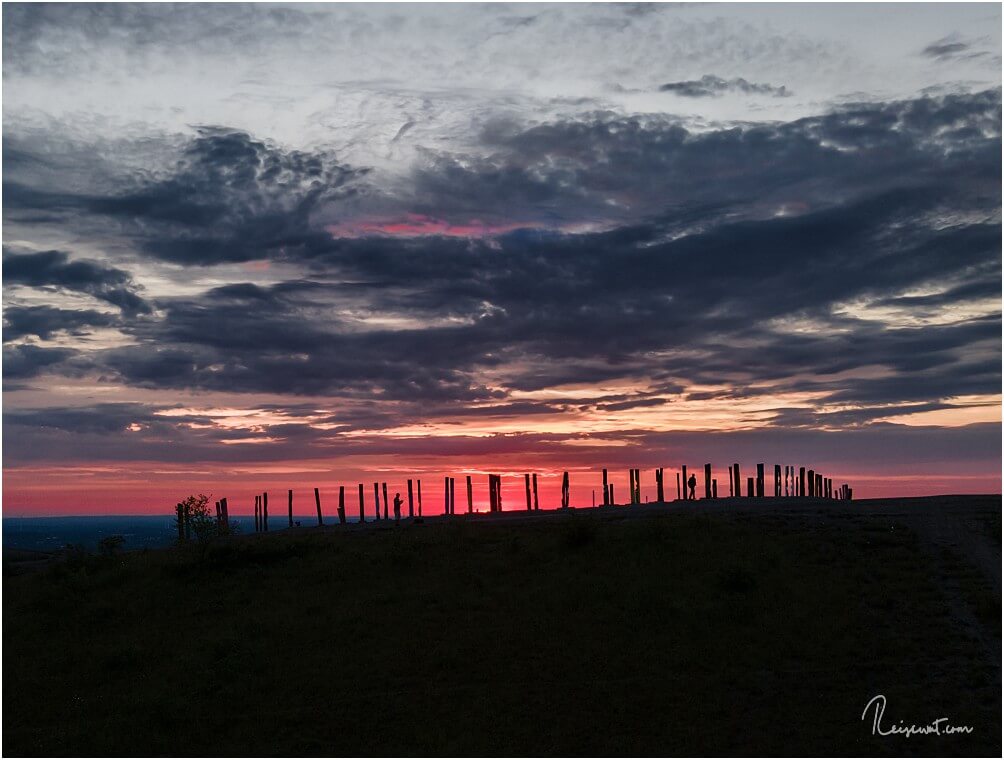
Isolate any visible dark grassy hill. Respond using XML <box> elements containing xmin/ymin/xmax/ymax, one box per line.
<box><xmin>4</xmin><ymin>497</ymin><xmax>1000</xmax><ymax>756</ymax></box>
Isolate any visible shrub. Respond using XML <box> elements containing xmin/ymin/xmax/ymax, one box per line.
<box><xmin>98</xmin><ymin>535</ymin><xmax>126</xmax><ymax>557</ymax></box>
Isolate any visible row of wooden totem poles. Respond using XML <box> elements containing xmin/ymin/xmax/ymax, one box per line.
<box><xmin>203</xmin><ymin>465</ymin><xmax>852</xmax><ymax>535</ymax></box>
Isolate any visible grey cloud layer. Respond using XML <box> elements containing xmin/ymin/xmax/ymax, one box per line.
<box><xmin>659</xmin><ymin>74</ymin><xmax>790</xmax><ymax>98</ymax></box>
<box><xmin>3</xmin><ymin>85</ymin><xmax>1001</xmax><ymax>463</ymax></box>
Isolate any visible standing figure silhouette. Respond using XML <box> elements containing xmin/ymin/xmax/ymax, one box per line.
<box><xmin>687</xmin><ymin>473</ymin><xmax>697</xmax><ymax>500</ymax></box>
<box><xmin>393</xmin><ymin>493</ymin><xmax>403</xmax><ymax>523</ymax></box>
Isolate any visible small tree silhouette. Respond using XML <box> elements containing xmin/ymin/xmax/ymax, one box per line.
<box><xmin>175</xmin><ymin>494</ymin><xmax>240</xmax><ymax>541</ymax></box>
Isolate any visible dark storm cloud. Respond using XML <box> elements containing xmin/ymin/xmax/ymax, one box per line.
<box><xmin>659</xmin><ymin>74</ymin><xmax>791</xmax><ymax>98</ymax></box>
<box><xmin>3</xmin><ymin>248</ymin><xmax>150</xmax><ymax>315</ymax></box>
<box><xmin>89</xmin><ymin>128</ymin><xmax>363</xmax><ymax>265</ymax></box>
<box><xmin>920</xmin><ymin>35</ymin><xmax>995</xmax><ymax>63</ymax></box>
<box><xmin>405</xmin><ymin>88</ymin><xmax>1000</xmax><ymax>226</ymax></box>
<box><xmin>3</xmin><ymin>344</ymin><xmax>78</xmax><ymax>380</ymax></box>
<box><xmin>3</xmin><ymin>305</ymin><xmax>117</xmax><ymax>342</ymax></box>
<box><xmin>3</xmin><ymin>90</ymin><xmax>1000</xmax><ymax>423</ymax></box>
<box><xmin>4</xmin><ymin>128</ymin><xmax>366</xmax><ymax>266</ymax></box>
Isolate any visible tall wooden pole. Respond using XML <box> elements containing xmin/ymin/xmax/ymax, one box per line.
<box><xmin>262</xmin><ymin>492</ymin><xmax>269</xmax><ymax>531</ymax></box>
<box><xmin>681</xmin><ymin>465</ymin><xmax>688</xmax><ymax>500</ymax></box>
<box><xmin>756</xmin><ymin>464</ymin><xmax>765</xmax><ymax>498</ymax></box>
<box><xmin>407</xmin><ymin>479</ymin><xmax>414</xmax><ymax>518</ymax></box>
<box><xmin>525</xmin><ymin>474</ymin><xmax>532</xmax><ymax>511</ymax></box>
<box><xmin>358</xmin><ymin>483</ymin><xmax>365</xmax><ymax>523</ymax></box>
<box><xmin>338</xmin><ymin>486</ymin><xmax>346</xmax><ymax>524</ymax></box>
<box><xmin>704</xmin><ymin>463</ymin><xmax>712</xmax><ymax>500</ymax></box>
<box><xmin>383</xmin><ymin>483</ymin><xmax>389</xmax><ymax>520</ymax></box>
<box><xmin>373</xmin><ymin>483</ymin><xmax>381</xmax><ymax>520</ymax></box>
<box><xmin>288</xmin><ymin>489</ymin><xmax>294</xmax><ymax>528</ymax></box>
<box><xmin>532</xmin><ymin>473</ymin><xmax>539</xmax><ymax>510</ymax></box>
<box><xmin>314</xmin><ymin>487</ymin><xmax>323</xmax><ymax>526</ymax></box>
<box><xmin>417</xmin><ymin>479</ymin><xmax>423</xmax><ymax>517</ymax></box>
<box><xmin>602</xmin><ymin>468</ymin><xmax>609</xmax><ymax>506</ymax></box>
<box><xmin>467</xmin><ymin>475</ymin><xmax>473</xmax><ymax>513</ymax></box>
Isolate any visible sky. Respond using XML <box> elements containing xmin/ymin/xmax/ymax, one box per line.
<box><xmin>2</xmin><ymin>2</ymin><xmax>1001</xmax><ymax>515</ymax></box>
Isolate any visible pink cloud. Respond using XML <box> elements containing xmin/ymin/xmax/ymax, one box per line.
<box><xmin>327</xmin><ymin>214</ymin><xmax>533</xmax><ymax>239</ymax></box>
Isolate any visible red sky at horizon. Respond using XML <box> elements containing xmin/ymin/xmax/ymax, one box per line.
<box><xmin>4</xmin><ymin>461</ymin><xmax>1000</xmax><ymax>517</ymax></box>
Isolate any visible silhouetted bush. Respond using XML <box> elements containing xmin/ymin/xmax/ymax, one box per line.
<box><xmin>98</xmin><ymin>535</ymin><xmax>125</xmax><ymax>557</ymax></box>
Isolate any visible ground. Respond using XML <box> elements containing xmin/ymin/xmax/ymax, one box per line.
<box><xmin>3</xmin><ymin>495</ymin><xmax>1001</xmax><ymax>756</ymax></box>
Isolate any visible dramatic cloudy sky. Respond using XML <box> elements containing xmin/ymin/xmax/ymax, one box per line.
<box><xmin>3</xmin><ymin>3</ymin><xmax>1001</xmax><ymax>514</ymax></box>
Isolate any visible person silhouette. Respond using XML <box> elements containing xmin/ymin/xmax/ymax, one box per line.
<box><xmin>393</xmin><ymin>493</ymin><xmax>403</xmax><ymax>522</ymax></box>
<box><xmin>687</xmin><ymin>473</ymin><xmax>697</xmax><ymax>500</ymax></box>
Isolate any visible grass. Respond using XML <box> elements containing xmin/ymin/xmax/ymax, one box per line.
<box><xmin>4</xmin><ymin>509</ymin><xmax>1000</xmax><ymax>756</ymax></box>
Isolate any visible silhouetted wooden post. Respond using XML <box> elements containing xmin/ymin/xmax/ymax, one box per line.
<box><xmin>407</xmin><ymin>479</ymin><xmax>414</xmax><ymax>518</ymax></box>
<box><xmin>733</xmin><ymin>463</ymin><xmax>741</xmax><ymax>499</ymax></box>
<box><xmin>712</xmin><ymin>479</ymin><xmax>718</xmax><ymax>498</ymax></box>
<box><xmin>562</xmin><ymin>471</ymin><xmax>570</xmax><ymax>508</ymax></box>
<box><xmin>381</xmin><ymin>483</ymin><xmax>388</xmax><ymax>520</ymax></box>
<box><xmin>774</xmin><ymin>465</ymin><xmax>781</xmax><ymax>497</ymax></box>
<box><xmin>799</xmin><ymin>467</ymin><xmax>806</xmax><ymax>497</ymax></box>
<box><xmin>602</xmin><ymin>469</ymin><xmax>609</xmax><ymax>506</ymax></box>
<box><xmin>467</xmin><ymin>476</ymin><xmax>473</xmax><ymax>513</ymax></box>
<box><xmin>807</xmin><ymin>469</ymin><xmax>815</xmax><ymax>497</ymax></box>
<box><xmin>262</xmin><ymin>492</ymin><xmax>269</xmax><ymax>531</ymax></box>
<box><xmin>373</xmin><ymin>483</ymin><xmax>381</xmax><ymax>520</ymax></box>
<box><xmin>525</xmin><ymin>474</ymin><xmax>532</xmax><ymax>511</ymax></box>
<box><xmin>656</xmin><ymin>468</ymin><xmax>664</xmax><ymax>502</ymax></box>
<box><xmin>221</xmin><ymin>497</ymin><xmax>229</xmax><ymax>531</ymax></box>
<box><xmin>358</xmin><ymin>483</ymin><xmax>366</xmax><ymax>522</ymax></box>
<box><xmin>729</xmin><ymin>468</ymin><xmax>733</xmax><ymax>497</ymax></box>
<box><xmin>756</xmin><ymin>464</ymin><xmax>764</xmax><ymax>497</ymax></box>
<box><xmin>176</xmin><ymin>503</ymin><xmax>185</xmax><ymax>541</ymax></box>
<box><xmin>215</xmin><ymin>500</ymin><xmax>221</xmax><ymax>525</ymax></box>
<box><xmin>288</xmin><ymin>489</ymin><xmax>294</xmax><ymax>528</ymax></box>
<box><xmin>681</xmin><ymin>465</ymin><xmax>688</xmax><ymax>500</ymax></box>
<box><xmin>314</xmin><ymin>487</ymin><xmax>323</xmax><ymax>526</ymax></box>
<box><xmin>815</xmin><ymin>473</ymin><xmax>822</xmax><ymax>498</ymax></box>
<box><xmin>704</xmin><ymin>463</ymin><xmax>711</xmax><ymax>499</ymax></box>
<box><xmin>417</xmin><ymin>479</ymin><xmax>423</xmax><ymax>517</ymax></box>
<box><xmin>444</xmin><ymin>477</ymin><xmax>450</xmax><ymax>515</ymax></box>
<box><xmin>254</xmin><ymin>495</ymin><xmax>259</xmax><ymax>532</ymax></box>
<box><xmin>676</xmin><ymin>472</ymin><xmax>681</xmax><ymax>500</ymax></box>
<box><xmin>450</xmin><ymin>477</ymin><xmax>456</xmax><ymax>515</ymax></box>
<box><xmin>747</xmin><ymin>476</ymin><xmax>754</xmax><ymax>498</ymax></box>
<box><xmin>488</xmin><ymin>475</ymin><xmax>496</xmax><ymax>512</ymax></box>
<box><xmin>532</xmin><ymin>473</ymin><xmax>539</xmax><ymax>510</ymax></box>
<box><xmin>338</xmin><ymin>486</ymin><xmax>346</xmax><ymax>524</ymax></box>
